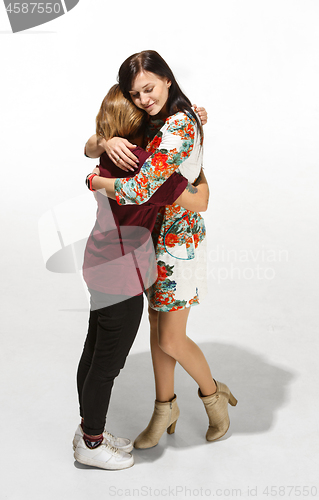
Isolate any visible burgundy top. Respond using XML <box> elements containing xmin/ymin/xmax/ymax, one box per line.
<box><xmin>82</xmin><ymin>147</ymin><xmax>188</xmax><ymax>295</ymax></box>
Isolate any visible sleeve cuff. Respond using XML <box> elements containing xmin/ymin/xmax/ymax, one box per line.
<box><xmin>114</xmin><ymin>178</ymin><xmax>126</xmax><ymax>205</ymax></box>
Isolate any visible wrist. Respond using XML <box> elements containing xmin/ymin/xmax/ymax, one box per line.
<box><xmin>97</xmin><ymin>137</ymin><xmax>107</xmax><ymax>151</ymax></box>
<box><xmin>86</xmin><ymin>172</ymin><xmax>98</xmax><ymax>191</ymax></box>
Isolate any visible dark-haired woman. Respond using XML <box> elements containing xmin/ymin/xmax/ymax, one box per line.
<box><xmin>75</xmin><ymin>84</ymin><xmax>209</xmax><ymax>470</ymax></box>
<box><xmin>88</xmin><ymin>51</ymin><xmax>237</xmax><ymax>450</ymax></box>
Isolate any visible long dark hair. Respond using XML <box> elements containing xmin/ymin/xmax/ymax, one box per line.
<box><xmin>118</xmin><ymin>50</ymin><xmax>202</xmax><ymax>134</ymax></box>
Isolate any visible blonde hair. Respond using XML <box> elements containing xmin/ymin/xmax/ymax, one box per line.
<box><xmin>96</xmin><ymin>84</ymin><xmax>145</xmax><ymax>141</ymax></box>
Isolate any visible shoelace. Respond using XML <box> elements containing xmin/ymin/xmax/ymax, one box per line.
<box><xmin>103</xmin><ymin>440</ymin><xmax>120</xmax><ymax>455</ymax></box>
<box><xmin>104</xmin><ymin>430</ymin><xmax>118</xmax><ymax>442</ymax></box>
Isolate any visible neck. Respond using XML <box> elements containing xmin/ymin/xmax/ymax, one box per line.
<box><xmin>154</xmin><ymin>106</ymin><xmax>169</xmax><ymax>121</ymax></box>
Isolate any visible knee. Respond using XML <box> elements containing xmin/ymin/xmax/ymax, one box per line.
<box><xmin>158</xmin><ymin>334</ymin><xmax>179</xmax><ymax>359</ymax></box>
<box><xmin>93</xmin><ymin>365</ymin><xmax>121</xmax><ymax>382</ymax></box>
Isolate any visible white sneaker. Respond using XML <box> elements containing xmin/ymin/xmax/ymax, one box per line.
<box><xmin>74</xmin><ymin>437</ymin><xmax>134</xmax><ymax>470</ymax></box>
<box><xmin>72</xmin><ymin>424</ymin><xmax>133</xmax><ymax>453</ymax></box>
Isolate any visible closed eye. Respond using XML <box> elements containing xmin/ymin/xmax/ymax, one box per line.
<box><xmin>130</xmin><ymin>87</ymin><xmax>153</xmax><ymax>98</ymax></box>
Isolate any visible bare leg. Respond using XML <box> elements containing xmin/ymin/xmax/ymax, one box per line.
<box><xmin>134</xmin><ymin>306</ymin><xmax>218</xmax><ymax>449</ymax></box>
<box><xmin>157</xmin><ymin>307</ymin><xmax>216</xmax><ymax>396</ymax></box>
<box><xmin>136</xmin><ymin>307</ymin><xmax>235</xmax><ymax>449</ymax></box>
<box><xmin>149</xmin><ymin>306</ymin><xmax>176</xmax><ymax>402</ymax></box>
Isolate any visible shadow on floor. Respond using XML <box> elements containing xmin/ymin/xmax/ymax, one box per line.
<box><xmin>88</xmin><ymin>341</ymin><xmax>295</xmax><ymax>465</ymax></box>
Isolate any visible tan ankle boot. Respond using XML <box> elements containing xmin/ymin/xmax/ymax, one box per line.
<box><xmin>198</xmin><ymin>380</ymin><xmax>237</xmax><ymax>442</ymax></box>
<box><xmin>134</xmin><ymin>395</ymin><xmax>180</xmax><ymax>449</ymax></box>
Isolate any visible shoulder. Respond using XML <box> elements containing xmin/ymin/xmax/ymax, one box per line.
<box><xmin>165</xmin><ymin>111</ymin><xmax>196</xmax><ymax>138</ymax></box>
<box><xmin>166</xmin><ymin>111</ymin><xmax>195</xmax><ymax>125</ymax></box>
<box><xmin>132</xmin><ymin>146</ymin><xmax>152</xmax><ymax>166</ymax></box>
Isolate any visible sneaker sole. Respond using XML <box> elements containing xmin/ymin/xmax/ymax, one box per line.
<box><xmin>74</xmin><ymin>450</ymin><xmax>134</xmax><ymax>470</ymax></box>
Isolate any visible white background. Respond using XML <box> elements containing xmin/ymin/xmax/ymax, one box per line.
<box><xmin>1</xmin><ymin>1</ymin><xmax>318</xmax><ymax>499</ymax></box>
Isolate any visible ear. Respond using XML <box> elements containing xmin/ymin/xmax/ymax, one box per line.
<box><xmin>167</xmin><ymin>79</ymin><xmax>172</xmax><ymax>89</ymax></box>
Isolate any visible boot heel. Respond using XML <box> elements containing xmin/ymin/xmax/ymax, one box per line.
<box><xmin>228</xmin><ymin>392</ymin><xmax>238</xmax><ymax>406</ymax></box>
<box><xmin>167</xmin><ymin>420</ymin><xmax>177</xmax><ymax>434</ymax></box>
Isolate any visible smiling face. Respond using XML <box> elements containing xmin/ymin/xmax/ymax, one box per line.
<box><xmin>129</xmin><ymin>71</ymin><xmax>171</xmax><ymax>120</ymax></box>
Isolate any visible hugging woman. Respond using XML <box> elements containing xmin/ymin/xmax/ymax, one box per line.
<box><xmin>77</xmin><ymin>50</ymin><xmax>237</xmax><ymax>470</ymax></box>
<box><xmin>74</xmin><ymin>83</ymin><xmax>209</xmax><ymax>470</ymax></box>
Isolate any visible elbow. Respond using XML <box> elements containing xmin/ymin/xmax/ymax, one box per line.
<box><xmin>84</xmin><ymin>145</ymin><xmax>100</xmax><ymax>159</ymax></box>
<box><xmin>198</xmin><ymin>187</ymin><xmax>209</xmax><ymax>212</ymax></box>
<box><xmin>199</xmin><ymin>197</ymin><xmax>209</xmax><ymax>212</ymax></box>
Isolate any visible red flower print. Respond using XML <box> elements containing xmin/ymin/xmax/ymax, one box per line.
<box><xmin>139</xmin><ymin>175</ymin><xmax>148</xmax><ymax>188</ymax></box>
<box><xmin>165</xmin><ymin>233</ymin><xmax>179</xmax><ymax>247</ymax></box>
<box><xmin>157</xmin><ymin>265</ymin><xmax>168</xmax><ymax>280</ymax></box>
<box><xmin>170</xmin><ymin>305</ymin><xmax>182</xmax><ymax>311</ymax></box>
<box><xmin>152</xmin><ymin>152</ymin><xmax>168</xmax><ymax>172</ymax></box>
<box><xmin>189</xmin><ymin>294</ymin><xmax>199</xmax><ymax>305</ymax></box>
<box><xmin>152</xmin><ymin>136</ymin><xmax>162</xmax><ymax>150</ymax></box>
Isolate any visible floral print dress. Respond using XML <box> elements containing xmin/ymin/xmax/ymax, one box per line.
<box><xmin>114</xmin><ymin>111</ymin><xmax>207</xmax><ymax>312</ymax></box>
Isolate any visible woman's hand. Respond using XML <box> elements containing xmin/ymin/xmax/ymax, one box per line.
<box><xmin>104</xmin><ymin>137</ymin><xmax>139</xmax><ymax>172</ymax></box>
<box><xmin>193</xmin><ymin>105</ymin><xmax>208</xmax><ymax>126</ymax></box>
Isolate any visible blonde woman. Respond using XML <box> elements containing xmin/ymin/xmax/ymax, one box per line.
<box><xmin>74</xmin><ymin>84</ymin><xmax>209</xmax><ymax>470</ymax></box>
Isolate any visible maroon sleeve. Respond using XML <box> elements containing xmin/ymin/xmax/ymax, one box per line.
<box><xmin>147</xmin><ymin>172</ymin><xmax>188</xmax><ymax>206</ymax></box>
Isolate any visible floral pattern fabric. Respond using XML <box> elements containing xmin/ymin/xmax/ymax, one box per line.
<box><xmin>114</xmin><ymin>111</ymin><xmax>207</xmax><ymax>311</ymax></box>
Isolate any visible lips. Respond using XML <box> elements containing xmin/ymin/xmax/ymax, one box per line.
<box><xmin>145</xmin><ymin>102</ymin><xmax>155</xmax><ymax>110</ymax></box>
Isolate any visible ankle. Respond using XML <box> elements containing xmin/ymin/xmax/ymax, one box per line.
<box><xmin>199</xmin><ymin>385</ymin><xmax>217</xmax><ymax>397</ymax></box>
<box><xmin>83</xmin><ymin>432</ymin><xmax>104</xmax><ymax>449</ymax></box>
<box><xmin>156</xmin><ymin>393</ymin><xmax>175</xmax><ymax>403</ymax></box>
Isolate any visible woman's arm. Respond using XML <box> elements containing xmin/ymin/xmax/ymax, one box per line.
<box><xmin>84</xmin><ymin>135</ymin><xmax>106</xmax><ymax>158</ymax></box>
<box><xmin>85</xmin><ymin>134</ymin><xmax>138</xmax><ymax>171</ymax></box>
<box><xmin>88</xmin><ymin>165</ymin><xmax>209</xmax><ymax>211</ymax></box>
<box><xmin>114</xmin><ymin>113</ymin><xmax>198</xmax><ymax>206</ymax></box>
<box><xmin>99</xmin><ymin>106</ymin><xmax>208</xmax><ymax>169</ymax></box>
<box><xmin>175</xmin><ymin>169</ymin><xmax>209</xmax><ymax>212</ymax></box>
<box><xmin>91</xmin><ymin>174</ymin><xmax>116</xmax><ymax>199</ymax></box>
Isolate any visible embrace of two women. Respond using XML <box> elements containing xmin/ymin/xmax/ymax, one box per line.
<box><xmin>73</xmin><ymin>50</ymin><xmax>237</xmax><ymax>470</ymax></box>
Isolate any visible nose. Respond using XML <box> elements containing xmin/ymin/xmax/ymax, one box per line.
<box><xmin>140</xmin><ymin>93</ymin><xmax>150</xmax><ymax>106</ymax></box>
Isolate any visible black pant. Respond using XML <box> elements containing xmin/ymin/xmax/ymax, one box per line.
<box><xmin>76</xmin><ymin>290</ymin><xmax>143</xmax><ymax>435</ymax></box>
